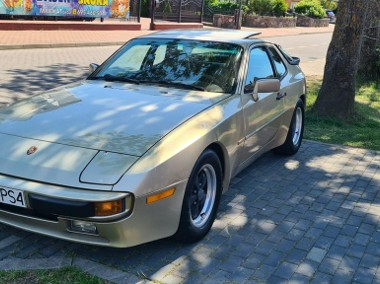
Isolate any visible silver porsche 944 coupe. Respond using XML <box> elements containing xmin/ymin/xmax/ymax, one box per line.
<box><xmin>0</xmin><ymin>30</ymin><xmax>306</xmax><ymax>247</ymax></box>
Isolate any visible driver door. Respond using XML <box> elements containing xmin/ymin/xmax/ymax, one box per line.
<box><xmin>239</xmin><ymin>46</ymin><xmax>285</xmax><ymax>162</ymax></box>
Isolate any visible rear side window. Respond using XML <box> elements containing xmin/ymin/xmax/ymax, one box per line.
<box><xmin>268</xmin><ymin>46</ymin><xmax>287</xmax><ymax>77</ymax></box>
<box><xmin>276</xmin><ymin>44</ymin><xmax>300</xmax><ymax>65</ymax></box>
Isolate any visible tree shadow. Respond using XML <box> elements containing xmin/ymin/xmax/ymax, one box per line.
<box><xmin>4</xmin><ymin>140</ymin><xmax>375</xmax><ymax>283</ymax></box>
<box><xmin>0</xmin><ymin>63</ymin><xmax>87</xmax><ymax>107</ymax></box>
<box><xmin>0</xmin><ymin>64</ymin><xmax>379</xmax><ymax>283</ymax></box>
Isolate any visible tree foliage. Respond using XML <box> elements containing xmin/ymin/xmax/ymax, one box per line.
<box><xmin>320</xmin><ymin>0</ymin><xmax>337</xmax><ymax>11</ymax></box>
<box><xmin>294</xmin><ymin>0</ymin><xmax>325</xmax><ymax>19</ymax></box>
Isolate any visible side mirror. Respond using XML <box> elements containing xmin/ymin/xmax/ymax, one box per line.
<box><xmin>89</xmin><ymin>63</ymin><xmax>99</xmax><ymax>74</ymax></box>
<box><xmin>251</xmin><ymin>79</ymin><xmax>280</xmax><ymax>101</ymax></box>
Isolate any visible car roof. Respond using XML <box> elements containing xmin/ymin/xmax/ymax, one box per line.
<box><xmin>139</xmin><ymin>29</ymin><xmax>266</xmax><ymax>47</ymax></box>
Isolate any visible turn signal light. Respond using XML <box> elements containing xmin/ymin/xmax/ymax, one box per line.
<box><xmin>95</xmin><ymin>199</ymin><xmax>123</xmax><ymax>216</ymax></box>
<box><xmin>146</xmin><ymin>188</ymin><xmax>176</xmax><ymax>204</ymax></box>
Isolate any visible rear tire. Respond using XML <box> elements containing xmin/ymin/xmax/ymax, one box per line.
<box><xmin>274</xmin><ymin>98</ymin><xmax>304</xmax><ymax>155</ymax></box>
<box><xmin>174</xmin><ymin>149</ymin><xmax>222</xmax><ymax>243</ymax></box>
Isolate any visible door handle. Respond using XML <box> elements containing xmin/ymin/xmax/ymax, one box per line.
<box><xmin>276</xmin><ymin>92</ymin><xmax>286</xmax><ymax>100</ymax></box>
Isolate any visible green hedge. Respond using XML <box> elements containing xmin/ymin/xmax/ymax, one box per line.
<box><xmin>294</xmin><ymin>0</ymin><xmax>326</xmax><ymax>19</ymax></box>
<box><xmin>247</xmin><ymin>0</ymin><xmax>287</xmax><ymax>17</ymax></box>
<box><xmin>206</xmin><ymin>0</ymin><xmax>287</xmax><ymax>17</ymax></box>
<box><xmin>207</xmin><ymin>0</ymin><xmax>249</xmax><ymax>15</ymax></box>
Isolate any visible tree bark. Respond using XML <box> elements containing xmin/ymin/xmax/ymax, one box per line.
<box><xmin>358</xmin><ymin>0</ymin><xmax>380</xmax><ymax>81</ymax></box>
<box><xmin>314</xmin><ymin>0</ymin><xmax>370</xmax><ymax>119</ymax></box>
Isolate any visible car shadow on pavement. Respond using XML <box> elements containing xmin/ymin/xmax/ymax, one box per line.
<box><xmin>1</xmin><ymin>140</ymin><xmax>378</xmax><ymax>283</ymax></box>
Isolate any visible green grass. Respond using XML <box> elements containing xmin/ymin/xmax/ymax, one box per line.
<box><xmin>305</xmin><ymin>78</ymin><xmax>380</xmax><ymax>151</ymax></box>
<box><xmin>0</xmin><ymin>267</ymin><xmax>110</xmax><ymax>284</ymax></box>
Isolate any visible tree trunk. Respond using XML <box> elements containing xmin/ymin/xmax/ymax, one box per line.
<box><xmin>358</xmin><ymin>0</ymin><xmax>380</xmax><ymax>81</ymax></box>
<box><xmin>314</xmin><ymin>0</ymin><xmax>370</xmax><ymax>119</ymax></box>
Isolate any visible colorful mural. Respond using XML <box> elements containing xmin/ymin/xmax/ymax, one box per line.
<box><xmin>0</xmin><ymin>0</ymin><xmax>130</xmax><ymax>18</ymax></box>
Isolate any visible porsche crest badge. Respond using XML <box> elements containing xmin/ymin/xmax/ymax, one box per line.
<box><xmin>27</xmin><ymin>146</ymin><xmax>38</xmax><ymax>155</ymax></box>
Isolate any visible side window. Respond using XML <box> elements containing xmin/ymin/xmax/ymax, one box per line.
<box><xmin>268</xmin><ymin>46</ymin><xmax>287</xmax><ymax>77</ymax></box>
<box><xmin>245</xmin><ymin>47</ymin><xmax>275</xmax><ymax>90</ymax></box>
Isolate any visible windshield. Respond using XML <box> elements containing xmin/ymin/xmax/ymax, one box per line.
<box><xmin>90</xmin><ymin>38</ymin><xmax>243</xmax><ymax>94</ymax></box>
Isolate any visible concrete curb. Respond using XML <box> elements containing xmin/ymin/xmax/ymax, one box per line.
<box><xmin>0</xmin><ymin>255</ymin><xmax>146</xmax><ymax>284</ymax></box>
<box><xmin>73</xmin><ymin>257</ymin><xmax>143</xmax><ymax>283</ymax></box>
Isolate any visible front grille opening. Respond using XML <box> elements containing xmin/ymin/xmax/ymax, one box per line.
<box><xmin>0</xmin><ymin>203</ymin><xmax>58</xmax><ymax>221</ymax></box>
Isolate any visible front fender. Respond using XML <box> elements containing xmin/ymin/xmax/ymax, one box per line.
<box><xmin>113</xmin><ymin>94</ymin><xmax>244</xmax><ymax>198</ymax></box>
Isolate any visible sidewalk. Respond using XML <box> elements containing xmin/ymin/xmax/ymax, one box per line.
<box><xmin>0</xmin><ymin>18</ymin><xmax>335</xmax><ymax>50</ymax></box>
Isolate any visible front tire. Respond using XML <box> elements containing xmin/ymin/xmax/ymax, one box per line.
<box><xmin>275</xmin><ymin>98</ymin><xmax>304</xmax><ymax>155</ymax></box>
<box><xmin>174</xmin><ymin>149</ymin><xmax>222</xmax><ymax>243</ymax></box>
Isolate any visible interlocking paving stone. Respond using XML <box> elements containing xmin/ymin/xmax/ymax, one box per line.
<box><xmin>273</xmin><ymin>261</ymin><xmax>297</xmax><ymax>280</ymax></box>
<box><xmin>306</xmin><ymin>247</ymin><xmax>327</xmax><ymax>263</ymax></box>
<box><xmin>295</xmin><ymin>260</ymin><xmax>318</xmax><ymax>277</ymax></box>
<box><xmin>0</xmin><ymin>235</ymin><xmax>22</xmax><ymax>250</ymax></box>
<box><xmin>311</xmin><ymin>271</ymin><xmax>333</xmax><ymax>284</ymax></box>
<box><xmin>314</xmin><ymin>235</ymin><xmax>335</xmax><ymax>250</ymax></box>
<box><xmin>319</xmin><ymin>257</ymin><xmax>341</xmax><ymax>275</ymax></box>
<box><xmin>0</xmin><ymin>256</ymin><xmax>71</xmax><ymax>270</ymax></box>
<box><xmin>0</xmin><ymin>140</ymin><xmax>378</xmax><ymax>283</ymax></box>
<box><xmin>339</xmin><ymin>255</ymin><xmax>361</xmax><ymax>272</ymax></box>
<box><xmin>353</xmin><ymin>267</ymin><xmax>376</xmax><ymax>284</ymax></box>
<box><xmin>332</xmin><ymin>269</ymin><xmax>355</xmax><ymax>284</ymax></box>
<box><xmin>296</xmin><ymin>238</ymin><xmax>315</xmax><ymax>251</ymax></box>
<box><xmin>334</xmin><ymin>235</ymin><xmax>352</xmax><ymax>248</ymax></box>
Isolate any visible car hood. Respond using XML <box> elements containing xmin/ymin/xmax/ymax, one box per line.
<box><xmin>0</xmin><ymin>81</ymin><xmax>228</xmax><ymax>187</ymax></box>
<box><xmin>0</xmin><ymin>80</ymin><xmax>229</xmax><ymax>156</ymax></box>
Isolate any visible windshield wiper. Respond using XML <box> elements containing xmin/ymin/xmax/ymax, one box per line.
<box><xmin>143</xmin><ymin>80</ymin><xmax>205</xmax><ymax>91</ymax></box>
<box><xmin>101</xmin><ymin>74</ymin><xmax>140</xmax><ymax>84</ymax></box>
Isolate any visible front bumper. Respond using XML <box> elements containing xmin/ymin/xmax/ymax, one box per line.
<box><xmin>0</xmin><ymin>176</ymin><xmax>187</xmax><ymax>248</ymax></box>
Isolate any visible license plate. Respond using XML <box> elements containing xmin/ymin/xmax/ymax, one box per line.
<box><xmin>0</xmin><ymin>187</ymin><xmax>26</xmax><ymax>208</ymax></box>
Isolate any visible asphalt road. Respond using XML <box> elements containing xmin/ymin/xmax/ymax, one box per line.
<box><xmin>269</xmin><ymin>33</ymin><xmax>332</xmax><ymax>77</ymax></box>
<box><xmin>0</xmin><ymin>32</ymin><xmax>331</xmax><ymax>107</ymax></box>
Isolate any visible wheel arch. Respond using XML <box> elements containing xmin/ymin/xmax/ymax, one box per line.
<box><xmin>205</xmin><ymin>142</ymin><xmax>231</xmax><ymax>194</ymax></box>
<box><xmin>300</xmin><ymin>94</ymin><xmax>306</xmax><ymax>106</ymax></box>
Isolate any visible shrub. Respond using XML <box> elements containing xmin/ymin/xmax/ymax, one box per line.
<box><xmin>251</xmin><ymin>0</ymin><xmax>274</xmax><ymax>16</ymax></box>
<box><xmin>246</xmin><ymin>0</ymin><xmax>287</xmax><ymax>17</ymax></box>
<box><xmin>272</xmin><ymin>0</ymin><xmax>288</xmax><ymax>17</ymax></box>
<box><xmin>294</xmin><ymin>0</ymin><xmax>326</xmax><ymax>19</ymax></box>
<box><xmin>320</xmin><ymin>0</ymin><xmax>338</xmax><ymax>11</ymax></box>
<box><xmin>207</xmin><ymin>0</ymin><xmax>249</xmax><ymax>16</ymax></box>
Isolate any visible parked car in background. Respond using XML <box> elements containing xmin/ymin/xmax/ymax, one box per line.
<box><xmin>325</xmin><ymin>9</ymin><xmax>336</xmax><ymax>23</ymax></box>
<box><xmin>0</xmin><ymin>29</ymin><xmax>306</xmax><ymax>247</ymax></box>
